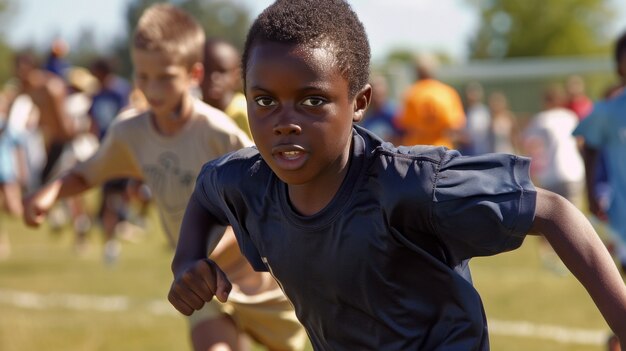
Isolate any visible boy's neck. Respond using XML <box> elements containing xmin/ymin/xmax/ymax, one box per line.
<box><xmin>150</xmin><ymin>94</ymin><xmax>194</xmax><ymax>136</ymax></box>
<box><xmin>286</xmin><ymin>142</ymin><xmax>353</xmax><ymax>216</ymax></box>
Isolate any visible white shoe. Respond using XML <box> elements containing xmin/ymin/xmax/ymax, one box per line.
<box><xmin>115</xmin><ymin>221</ymin><xmax>145</xmax><ymax>243</ymax></box>
<box><xmin>103</xmin><ymin>240</ymin><xmax>121</xmax><ymax>265</ymax></box>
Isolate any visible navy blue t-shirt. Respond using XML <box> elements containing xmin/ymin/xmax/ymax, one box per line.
<box><xmin>194</xmin><ymin>126</ymin><xmax>537</xmax><ymax>350</ymax></box>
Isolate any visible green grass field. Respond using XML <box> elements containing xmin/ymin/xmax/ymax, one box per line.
<box><xmin>0</xmin><ymin>195</ymin><xmax>621</xmax><ymax>351</ymax></box>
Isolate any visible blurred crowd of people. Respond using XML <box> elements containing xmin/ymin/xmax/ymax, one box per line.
<box><xmin>0</xmin><ymin>39</ymin><xmax>150</xmax><ymax>261</ymax></box>
<box><xmin>357</xmin><ymin>39</ymin><xmax>626</xmax><ymax>284</ymax></box>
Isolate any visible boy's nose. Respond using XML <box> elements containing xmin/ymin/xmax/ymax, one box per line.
<box><xmin>273</xmin><ymin>122</ymin><xmax>302</xmax><ymax>136</ymax></box>
<box><xmin>209</xmin><ymin>71</ymin><xmax>222</xmax><ymax>83</ymax></box>
<box><xmin>144</xmin><ymin>81</ymin><xmax>163</xmax><ymax>98</ymax></box>
<box><xmin>272</xmin><ymin>106</ymin><xmax>301</xmax><ymax>136</ymax></box>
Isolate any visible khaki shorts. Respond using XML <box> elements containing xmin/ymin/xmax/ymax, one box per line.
<box><xmin>188</xmin><ymin>292</ymin><xmax>307</xmax><ymax>350</ymax></box>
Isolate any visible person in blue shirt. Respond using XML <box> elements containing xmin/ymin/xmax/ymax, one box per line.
<box><xmin>168</xmin><ymin>0</ymin><xmax>626</xmax><ymax>349</ymax></box>
<box><xmin>359</xmin><ymin>73</ymin><xmax>401</xmax><ymax>144</ymax></box>
<box><xmin>87</xmin><ymin>57</ymin><xmax>135</xmax><ymax>263</ymax></box>
<box><xmin>574</xmin><ymin>30</ymin><xmax>626</xmax><ymax>274</ymax></box>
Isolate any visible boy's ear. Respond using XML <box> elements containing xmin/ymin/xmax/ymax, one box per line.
<box><xmin>190</xmin><ymin>62</ymin><xmax>205</xmax><ymax>86</ymax></box>
<box><xmin>352</xmin><ymin>84</ymin><xmax>372</xmax><ymax>123</ymax></box>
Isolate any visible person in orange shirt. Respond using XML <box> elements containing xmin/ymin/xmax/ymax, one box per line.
<box><xmin>395</xmin><ymin>53</ymin><xmax>465</xmax><ymax>149</ymax></box>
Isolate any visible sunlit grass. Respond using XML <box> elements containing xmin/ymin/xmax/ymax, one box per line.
<box><xmin>0</xmin><ymin>194</ymin><xmax>621</xmax><ymax>351</ymax></box>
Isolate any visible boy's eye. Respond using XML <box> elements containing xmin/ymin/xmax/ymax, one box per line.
<box><xmin>255</xmin><ymin>97</ymin><xmax>276</xmax><ymax>107</ymax></box>
<box><xmin>302</xmin><ymin>97</ymin><xmax>325</xmax><ymax>107</ymax></box>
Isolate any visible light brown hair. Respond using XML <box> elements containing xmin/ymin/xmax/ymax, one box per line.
<box><xmin>133</xmin><ymin>3</ymin><xmax>205</xmax><ymax>68</ymax></box>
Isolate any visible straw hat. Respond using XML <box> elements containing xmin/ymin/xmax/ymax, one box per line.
<box><xmin>66</xmin><ymin>67</ymin><xmax>99</xmax><ymax>95</ymax></box>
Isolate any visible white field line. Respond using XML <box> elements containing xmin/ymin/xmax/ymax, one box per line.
<box><xmin>0</xmin><ymin>288</ymin><xmax>611</xmax><ymax>345</ymax></box>
<box><xmin>0</xmin><ymin>288</ymin><xmax>178</xmax><ymax>316</ymax></box>
<box><xmin>488</xmin><ymin>318</ymin><xmax>609</xmax><ymax>345</ymax></box>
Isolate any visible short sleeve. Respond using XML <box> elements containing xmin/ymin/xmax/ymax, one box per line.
<box><xmin>193</xmin><ymin>161</ymin><xmax>230</xmax><ymax>225</ymax></box>
<box><xmin>432</xmin><ymin>153</ymin><xmax>537</xmax><ymax>262</ymax></box>
<box><xmin>194</xmin><ymin>160</ymin><xmax>267</xmax><ymax>272</ymax></box>
<box><xmin>72</xmin><ymin>120</ymin><xmax>143</xmax><ymax>185</ymax></box>
<box><xmin>572</xmin><ymin>102</ymin><xmax>608</xmax><ymax>148</ymax></box>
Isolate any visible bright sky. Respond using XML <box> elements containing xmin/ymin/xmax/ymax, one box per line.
<box><xmin>0</xmin><ymin>0</ymin><xmax>478</xmax><ymax>62</ymax></box>
<box><xmin>4</xmin><ymin>0</ymin><xmax>626</xmax><ymax>63</ymax></box>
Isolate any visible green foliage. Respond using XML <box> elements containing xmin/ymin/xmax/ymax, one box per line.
<box><xmin>467</xmin><ymin>0</ymin><xmax>615</xmax><ymax>59</ymax></box>
<box><xmin>0</xmin><ymin>40</ymin><xmax>15</xmax><ymax>84</ymax></box>
<box><xmin>179</xmin><ymin>0</ymin><xmax>251</xmax><ymax>51</ymax></box>
<box><xmin>0</xmin><ymin>0</ymin><xmax>16</xmax><ymax>83</ymax></box>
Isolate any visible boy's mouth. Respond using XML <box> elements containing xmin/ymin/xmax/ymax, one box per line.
<box><xmin>271</xmin><ymin>144</ymin><xmax>308</xmax><ymax>170</ymax></box>
<box><xmin>281</xmin><ymin>150</ymin><xmax>302</xmax><ymax>160</ymax></box>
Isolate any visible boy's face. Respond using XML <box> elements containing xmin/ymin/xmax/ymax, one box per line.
<box><xmin>201</xmin><ymin>43</ymin><xmax>240</xmax><ymax>104</ymax></box>
<box><xmin>132</xmin><ymin>49</ymin><xmax>200</xmax><ymax>118</ymax></box>
<box><xmin>245</xmin><ymin>41</ymin><xmax>369</xmax><ymax>186</ymax></box>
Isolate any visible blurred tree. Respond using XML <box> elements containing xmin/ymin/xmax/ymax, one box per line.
<box><xmin>180</xmin><ymin>0</ymin><xmax>251</xmax><ymax>50</ymax></box>
<box><xmin>68</xmin><ymin>28</ymin><xmax>99</xmax><ymax>68</ymax></box>
<box><xmin>384</xmin><ymin>48</ymin><xmax>453</xmax><ymax>66</ymax></box>
<box><xmin>0</xmin><ymin>0</ymin><xmax>16</xmax><ymax>83</ymax></box>
<box><xmin>112</xmin><ymin>0</ymin><xmax>251</xmax><ymax>79</ymax></box>
<box><xmin>467</xmin><ymin>0</ymin><xmax>615</xmax><ymax>59</ymax></box>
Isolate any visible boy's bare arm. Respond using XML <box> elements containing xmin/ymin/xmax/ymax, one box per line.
<box><xmin>22</xmin><ymin>172</ymin><xmax>91</xmax><ymax>227</ymax></box>
<box><xmin>169</xmin><ymin>195</ymin><xmax>232</xmax><ymax>316</ymax></box>
<box><xmin>531</xmin><ymin>188</ymin><xmax>626</xmax><ymax>344</ymax></box>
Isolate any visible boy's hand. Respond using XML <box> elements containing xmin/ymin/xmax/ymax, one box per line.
<box><xmin>22</xmin><ymin>189</ymin><xmax>57</xmax><ymax>227</ymax></box>
<box><xmin>168</xmin><ymin>259</ymin><xmax>232</xmax><ymax>316</ymax></box>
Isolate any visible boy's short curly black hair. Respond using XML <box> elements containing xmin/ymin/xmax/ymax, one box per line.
<box><xmin>242</xmin><ymin>0</ymin><xmax>370</xmax><ymax>98</ymax></box>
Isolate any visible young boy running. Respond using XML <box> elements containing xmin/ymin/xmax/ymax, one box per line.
<box><xmin>23</xmin><ymin>4</ymin><xmax>305</xmax><ymax>351</ymax></box>
<box><xmin>168</xmin><ymin>0</ymin><xmax>626</xmax><ymax>349</ymax></box>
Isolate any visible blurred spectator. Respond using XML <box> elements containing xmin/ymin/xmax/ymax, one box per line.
<box><xmin>488</xmin><ymin>91</ymin><xmax>517</xmax><ymax>154</ymax></box>
<box><xmin>359</xmin><ymin>73</ymin><xmax>401</xmax><ymax>144</ymax></box>
<box><xmin>14</xmin><ymin>51</ymin><xmax>76</xmax><ymax>185</ymax></box>
<box><xmin>0</xmin><ymin>86</ymin><xmax>28</xmax><ymax>260</ymax></box>
<box><xmin>395</xmin><ymin>53</ymin><xmax>465</xmax><ymax>149</ymax></box>
<box><xmin>565</xmin><ymin>74</ymin><xmax>593</xmax><ymax>120</ymax></box>
<box><xmin>88</xmin><ymin>58</ymin><xmax>131</xmax><ymax>139</ymax></box>
<box><xmin>4</xmin><ymin>87</ymin><xmax>43</xmax><ymax>192</ymax></box>
<box><xmin>573</xmin><ymin>30</ymin><xmax>626</xmax><ymax>273</ymax></box>
<box><xmin>49</xmin><ymin>67</ymin><xmax>100</xmax><ymax>252</ymax></box>
<box><xmin>523</xmin><ymin>84</ymin><xmax>585</xmax><ymax>202</ymax></box>
<box><xmin>201</xmin><ymin>38</ymin><xmax>251</xmax><ymax>139</ymax></box>
<box><xmin>88</xmin><ymin>57</ymin><xmax>138</xmax><ymax>263</ymax></box>
<box><xmin>461</xmin><ymin>81</ymin><xmax>492</xmax><ymax>155</ymax></box>
<box><xmin>523</xmin><ymin>84</ymin><xmax>585</xmax><ymax>274</ymax></box>
<box><xmin>44</xmin><ymin>38</ymin><xmax>71</xmax><ymax>79</ymax></box>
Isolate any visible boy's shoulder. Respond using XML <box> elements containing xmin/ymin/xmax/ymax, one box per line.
<box><xmin>205</xmin><ymin>146</ymin><xmax>262</xmax><ymax>172</ymax></box>
<box><xmin>194</xmin><ymin>99</ymin><xmax>240</xmax><ymax>128</ymax></box>
<box><xmin>199</xmin><ymin>146</ymin><xmax>267</xmax><ymax>188</ymax></box>
<box><xmin>108</xmin><ymin>108</ymin><xmax>150</xmax><ymax>135</ymax></box>
<box><xmin>355</xmin><ymin>125</ymin><xmax>446</xmax><ymax>161</ymax></box>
